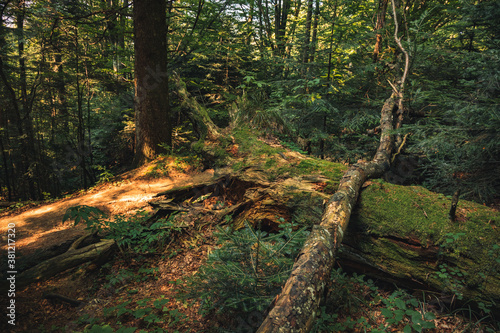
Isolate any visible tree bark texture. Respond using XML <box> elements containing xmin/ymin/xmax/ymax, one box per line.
<box><xmin>373</xmin><ymin>0</ymin><xmax>389</xmax><ymax>62</ymax></box>
<box><xmin>15</xmin><ymin>236</ymin><xmax>116</xmax><ymax>290</ymax></box>
<box><xmin>134</xmin><ymin>0</ymin><xmax>172</xmax><ymax>163</ymax></box>
<box><xmin>256</xmin><ymin>96</ymin><xmax>396</xmax><ymax>333</ymax></box>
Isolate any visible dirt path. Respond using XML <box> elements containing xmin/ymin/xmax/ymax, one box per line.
<box><xmin>0</xmin><ymin>168</ymin><xmax>214</xmax><ymax>256</ymax></box>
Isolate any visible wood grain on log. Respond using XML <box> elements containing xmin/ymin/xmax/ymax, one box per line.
<box><xmin>16</xmin><ymin>236</ymin><xmax>116</xmax><ymax>290</ymax></box>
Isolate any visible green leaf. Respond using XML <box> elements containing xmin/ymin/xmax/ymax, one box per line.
<box><xmin>85</xmin><ymin>325</ymin><xmax>114</xmax><ymax>333</ymax></box>
<box><xmin>154</xmin><ymin>298</ymin><xmax>169</xmax><ymax>309</ymax></box>
<box><xmin>411</xmin><ymin>311</ymin><xmax>423</xmax><ymax>325</ymax></box>
<box><xmin>422</xmin><ymin>321</ymin><xmax>436</xmax><ymax>329</ymax></box>
<box><xmin>395</xmin><ymin>298</ymin><xmax>407</xmax><ymax>310</ymax></box>
<box><xmin>394</xmin><ymin>309</ymin><xmax>405</xmax><ymax>322</ymax></box>
<box><xmin>424</xmin><ymin>312</ymin><xmax>436</xmax><ymax>320</ymax></box>
<box><xmin>133</xmin><ymin>308</ymin><xmax>150</xmax><ymax>319</ymax></box>
<box><xmin>116</xmin><ymin>306</ymin><xmax>129</xmax><ymax>318</ymax></box>
<box><xmin>408</xmin><ymin>298</ymin><xmax>419</xmax><ymax>307</ymax></box>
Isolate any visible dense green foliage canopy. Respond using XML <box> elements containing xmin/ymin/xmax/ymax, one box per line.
<box><xmin>0</xmin><ymin>0</ymin><xmax>498</xmax><ymax>203</ymax></box>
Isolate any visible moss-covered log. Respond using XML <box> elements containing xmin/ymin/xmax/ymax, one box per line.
<box><xmin>171</xmin><ymin>73</ymin><xmax>221</xmax><ymax>141</ymax></box>
<box><xmin>341</xmin><ymin>180</ymin><xmax>500</xmax><ymax>315</ymax></box>
<box><xmin>150</xmin><ymin>134</ymin><xmax>499</xmax><ymax>321</ymax></box>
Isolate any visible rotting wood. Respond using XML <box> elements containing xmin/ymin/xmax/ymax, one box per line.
<box><xmin>148</xmin><ymin>201</ymin><xmax>189</xmax><ymax>212</ymax></box>
<box><xmin>14</xmin><ymin>235</ymin><xmax>83</xmax><ymax>272</ymax></box>
<box><xmin>149</xmin><ymin>169</ymin><xmax>272</xmax><ymax>225</ymax></box>
<box><xmin>16</xmin><ymin>235</ymin><xmax>116</xmax><ymax>290</ymax></box>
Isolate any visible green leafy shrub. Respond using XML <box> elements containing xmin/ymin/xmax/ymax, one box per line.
<box><xmin>78</xmin><ymin>325</ymin><xmax>137</xmax><ymax>333</ymax></box>
<box><xmin>102</xmin><ymin>265</ymin><xmax>160</xmax><ymax>290</ymax></box>
<box><xmin>380</xmin><ymin>290</ymin><xmax>436</xmax><ymax>333</ymax></box>
<box><xmin>312</xmin><ymin>270</ymin><xmax>436</xmax><ymax>333</ymax></box>
<box><xmin>74</xmin><ymin>297</ymin><xmax>184</xmax><ymax>333</ymax></box>
<box><xmin>64</xmin><ymin>206</ymin><xmax>180</xmax><ymax>254</ymax></box>
<box><xmin>102</xmin><ymin>297</ymin><xmax>184</xmax><ymax>330</ymax></box>
<box><xmin>94</xmin><ymin>165</ymin><xmax>115</xmax><ymax>184</ymax></box>
<box><xmin>312</xmin><ymin>269</ymin><xmax>378</xmax><ymax>332</ymax></box>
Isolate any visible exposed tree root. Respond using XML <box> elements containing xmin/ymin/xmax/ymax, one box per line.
<box><xmin>43</xmin><ymin>292</ymin><xmax>83</xmax><ymax>307</ymax></box>
<box><xmin>15</xmin><ymin>234</ymin><xmax>116</xmax><ymax>290</ymax></box>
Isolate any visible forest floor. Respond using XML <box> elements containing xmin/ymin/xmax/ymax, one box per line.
<box><xmin>0</xmin><ymin>144</ymin><xmax>498</xmax><ymax>332</ymax></box>
<box><xmin>0</xmin><ymin>162</ymin><xmax>218</xmax><ymax>332</ymax></box>
<box><xmin>0</xmin><ymin>164</ymin><xmax>214</xmax><ymax>257</ymax></box>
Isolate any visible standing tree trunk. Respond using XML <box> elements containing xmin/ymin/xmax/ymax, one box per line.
<box><xmin>0</xmin><ymin>3</ymin><xmax>19</xmax><ymax>200</ymax></box>
<box><xmin>373</xmin><ymin>0</ymin><xmax>389</xmax><ymax>62</ymax></box>
<box><xmin>74</xmin><ymin>27</ymin><xmax>90</xmax><ymax>189</ymax></box>
<box><xmin>15</xmin><ymin>0</ymin><xmax>40</xmax><ymax>199</ymax></box>
<box><xmin>274</xmin><ymin>0</ymin><xmax>290</xmax><ymax>55</ymax></box>
<box><xmin>302</xmin><ymin>0</ymin><xmax>313</xmax><ymax>65</ymax></box>
<box><xmin>256</xmin><ymin>0</ymin><xmax>274</xmax><ymax>51</ymax></box>
<box><xmin>133</xmin><ymin>0</ymin><xmax>172</xmax><ymax>164</ymax></box>
<box><xmin>285</xmin><ymin>0</ymin><xmax>302</xmax><ymax>57</ymax></box>
<box><xmin>0</xmin><ymin>133</ymin><xmax>12</xmax><ymax>201</ymax></box>
<box><xmin>52</xmin><ymin>52</ymin><xmax>69</xmax><ymax>139</ymax></box>
<box><xmin>107</xmin><ymin>0</ymin><xmax>120</xmax><ymax>78</ymax></box>
<box><xmin>326</xmin><ymin>0</ymin><xmax>339</xmax><ymax>81</ymax></box>
<box><xmin>309</xmin><ymin>0</ymin><xmax>320</xmax><ymax>63</ymax></box>
<box><xmin>256</xmin><ymin>1</ymin><xmax>408</xmax><ymax>331</ymax></box>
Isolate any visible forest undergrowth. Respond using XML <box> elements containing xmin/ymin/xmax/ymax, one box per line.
<box><xmin>2</xmin><ymin>133</ymin><xmax>498</xmax><ymax>333</ymax></box>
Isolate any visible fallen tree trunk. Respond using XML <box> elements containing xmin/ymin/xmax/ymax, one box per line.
<box><xmin>157</xmin><ymin>155</ymin><xmax>499</xmax><ymax>320</ymax></box>
<box><xmin>257</xmin><ymin>2</ymin><xmax>409</xmax><ymax>330</ymax></box>
<box><xmin>14</xmin><ymin>235</ymin><xmax>83</xmax><ymax>272</ymax></box>
<box><xmin>16</xmin><ymin>234</ymin><xmax>116</xmax><ymax>290</ymax></box>
<box><xmin>256</xmin><ymin>95</ymin><xmax>397</xmax><ymax>332</ymax></box>
<box><xmin>339</xmin><ymin>235</ymin><xmax>500</xmax><ymax>316</ymax></box>
<box><xmin>339</xmin><ymin>180</ymin><xmax>500</xmax><ymax>316</ymax></box>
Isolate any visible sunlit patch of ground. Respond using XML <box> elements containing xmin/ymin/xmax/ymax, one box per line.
<box><xmin>0</xmin><ymin>167</ymin><xmax>214</xmax><ymax>255</ymax></box>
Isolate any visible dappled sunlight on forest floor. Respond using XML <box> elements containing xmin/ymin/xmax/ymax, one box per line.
<box><xmin>0</xmin><ymin>165</ymin><xmax>214</xmax><ymax>256</ymax></box>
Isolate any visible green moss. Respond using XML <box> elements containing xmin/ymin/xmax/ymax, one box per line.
<box><xmin>274</xmin><ymin>158</ymin><xmax>346</xmax><ymax>184</ymax></box>
<box><xmin>286</xmin><ymin>191</ymin><xmax>326</xmax><ymax>226</ymax></box>
<box><xmin>353</xmin><ymin>180</ymin><xmax>499</xmax><ymax>249</ymax></box>
<box><xmin>191</xmin><ymin>140</ymin><xmax>205</xmax><ymax>154</ymax></box>
<box><xmin>323</xmin><ymin>181</ymin><xmax>338</xmax><ymax>194</ymax></box>
<box><xmin>232</xmin><ymin>161</ymin><xmax>246</xmax><ymax>171</ymax></box>
<box><xmin>233</xmin><ymin>127</ymin><xmax>283</xmax><ymax>156</ymax></box>
<box><xmin>264</xmin><ymin>158</ymin><xmax>277</xmax><ymax>169</ymax></box>
<box><xmin>350</xmin><ymin>180</ymin><xmax>500</xmax><ymax>305</ymax></box>
<box><xmin>354</xmin><ymin>180</ymin><xmax>450</xmax><ymax>243</ymax></box>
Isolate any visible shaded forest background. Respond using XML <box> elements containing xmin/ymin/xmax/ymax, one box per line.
<box><xmin>1</xmin><ymin>0</ymin><xmax>499</xmax><ymax>205</ymax></box>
